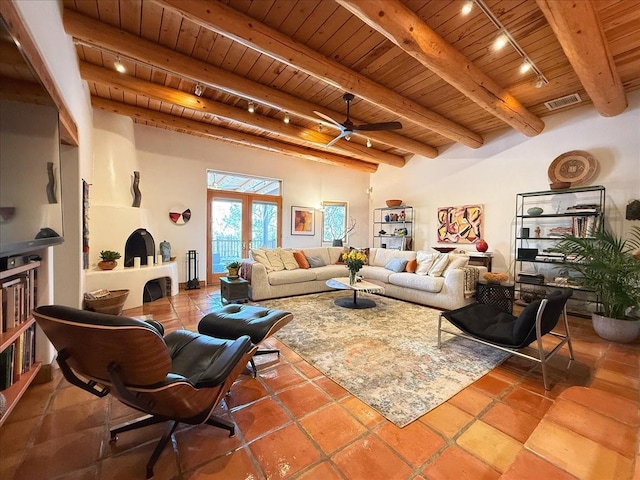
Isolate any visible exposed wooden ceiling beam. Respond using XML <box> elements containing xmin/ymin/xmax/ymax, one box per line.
<box><xmin>336</xmin><ymin>0</ymin><xmax>545</xmax><ymax>137</ymax></box>
<box><xmin>91</xmin><ymin>97</ymin><xmax>378</xmax><ymax>173</ymax></box>
<box><xmin>0</xmin><ymin>0</ymin><xmax>78</xmax><ymax>146</ymax></box>
<box><xmin>63</xmin><ymin>9</ymin><xmax>437</xmax><ymax>159</ymax></box>
<box><xmin>0</xmin><ymin>76</ymin><xmax>54</xmax><ymax>106</ymax></box>
<box><xmin>536</xmin><ymin>0</ymin><xmax>627</xmax><ymax>117</ymax></box>
<box><xmin>80</xmin><ymin>62</ymin><xmax>406</xmax><ymax>168</ymax></box>
<box><xmin>154</xmin><ymin>0</ymin><xmax>484</xmax><ymax>149</ymax></box>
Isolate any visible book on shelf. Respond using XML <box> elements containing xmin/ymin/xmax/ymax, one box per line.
<box><xmin>0</xmin><ymin>343</ymin><xmax>14</xmax><ymax>390</ymax></box>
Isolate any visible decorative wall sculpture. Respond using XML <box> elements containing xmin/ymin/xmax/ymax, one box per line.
<box><xmin>132</xmin><ymin>171</ymin><xmax>141</xmax><ymax>207</ymax></box>
<box><xmin>437</xmin><ymin>204</ymin><xmax>483</xmax><ymax>244</ymax></box>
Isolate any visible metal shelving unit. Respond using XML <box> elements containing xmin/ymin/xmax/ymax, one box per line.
<box><xmin>373</xmin><ymin>206</ymin><xmax>413</xmax><ymax>250</ymax></box>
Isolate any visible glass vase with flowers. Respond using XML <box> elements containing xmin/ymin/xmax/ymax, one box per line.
<box><xmin>343</xmin><ymin>249</ymin><xmax>367</xmax><ymax>285</ymax></box>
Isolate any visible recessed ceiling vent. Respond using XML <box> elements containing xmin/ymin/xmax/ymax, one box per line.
<box><xmin>544</xmin><ymin>93</ymin><xmax>582</xmax><ymax>111</ymax></box>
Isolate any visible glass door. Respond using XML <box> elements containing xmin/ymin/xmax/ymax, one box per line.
<box><xmin>207</xmin><ymin>191</ymin><xmax>281</xmax><ymax>285</ymax></box>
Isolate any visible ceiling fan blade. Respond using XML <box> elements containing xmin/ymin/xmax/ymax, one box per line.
<box><xmin>353</xmin><ymin>121</ymin><xmax>403</xmax><ymax>132</ymax></box>
<box><xmin>313</xmin><ymin>111</ymin><xmax>344</xmax><ymax>129</ymax></box>
<box><xmin>326</xmin><ymin>130</ymin><xmax>350</xmax><ymax>147</ymax></box>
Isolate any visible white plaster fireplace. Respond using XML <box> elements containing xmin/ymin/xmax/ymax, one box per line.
<box><xmin>84</xmin><ymin>110</ymin><xmax>178</xmax><ymax>309</ymax></box>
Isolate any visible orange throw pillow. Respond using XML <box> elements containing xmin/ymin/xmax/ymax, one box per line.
<box><xmin>293</xmin><ymin>251</ymin><xmax>310</xmax><ymax>269</ymax></box>
<box><xmin>405</xmin><ymin>258</ymin><xmax>417</xmax><ymax>273</ymax></box>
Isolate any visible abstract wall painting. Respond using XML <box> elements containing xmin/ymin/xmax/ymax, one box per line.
<box><xmin>437</xmin><ymin>204</ymin><xmax>483</xmax><ymax>243</ymax></box>
<box><xmin>291</xmin><ymin>206</ymin><xmax>315</xmax><ymax>235</ymax></box>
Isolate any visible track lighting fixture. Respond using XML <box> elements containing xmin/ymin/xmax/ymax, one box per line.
<box><xmin>318</xmin><ymin>123</ymin><xmax>323</xmax><ymax>132</ymax></box>
<box><xmin>283</xmin><ymin>112</ymin><xmax>290</xmax><ymax>124</ymax></box>
<box><xmin>114</xmin><ymin>57</ymin><xmax>125</xmax><ymax>73</ymax></box>
<box><xmin>468</xmin><ymin>0</ymin><xmax>549</xmax><ymax>85</ymax></box>
<box><xmin>493</xmin><ymin>33</ymin><xmax>508</xmax><ymax>51</ymax></box>
<box><xmin>345</xmin><ymin>135</ymin><xmax>351</xmax><ymax>142</ymax></box>
<box><xmin>194</xmin><ymin>83</ymin><xmax>204</xmax><ymax>97</ymax></box>
<box><xmin>248</xmin><ymin>101</ymin><xmax>255</xmax><ymax>113</ymax></box>
<box><xmin>366</xmin><ymin>138</ymin><xmax>372</xmax><ymax>148</ymax></box>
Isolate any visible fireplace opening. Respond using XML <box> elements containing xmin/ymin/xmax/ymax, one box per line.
<box><xmin>143</xmin><ymin>279</ymin><xmax>164</xmax><ymax>303</ymax></box>
<box><xmin>124</xmin><ymin>228</ymin><xmax>155</xmax><ymax>267</ymax></box>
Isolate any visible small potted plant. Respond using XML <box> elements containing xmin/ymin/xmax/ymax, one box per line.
<box><xmin>549</xmin><ymin>226</ymin><xmax>640</xmax><ymax>343</ymax></box>
<box><xmin>226</xmin><ymin>261</ymin><xmax>241</xmax><ymax>279</ymax></box>
<box><xmin>98</xmin><ymin>250</ymin><xmax>121</xmax><ymax>270</ymax></box>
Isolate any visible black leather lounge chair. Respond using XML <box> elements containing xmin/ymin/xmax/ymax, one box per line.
<box><xmin>438</xmin><ymin>289</ymin><xmax>574</xmax><ymax>390</ymax></box>
<box><xmin>33</xmin><ymin>305</ymin><xmax>256</xmax><ymax>479</ymax></box>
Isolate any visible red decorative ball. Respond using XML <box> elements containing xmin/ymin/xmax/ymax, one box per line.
<box><xmin>476</xmin><ymin>239</ymin><xmax>488</xmax><ymax>252</ymax></box>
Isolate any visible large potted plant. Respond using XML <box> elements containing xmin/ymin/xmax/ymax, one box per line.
<box><xmin>550</xmin><ymin>226</ymin><xmax>640</xmax><ymax>343</ymax></box>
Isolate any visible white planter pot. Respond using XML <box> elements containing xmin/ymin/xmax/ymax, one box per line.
<box><xmin>592</xmin><ymin>313</ymin><xmax>640</xmax><ymax>343</ymax></box>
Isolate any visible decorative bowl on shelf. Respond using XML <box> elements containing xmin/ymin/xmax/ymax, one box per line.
<box><xmin>483</xmin><ymin>272</ymin><xmax>509</xmax><ymax>284</ymax></box>
<box><xmin>385</xmin><ymin>199</ymin><xmax>403</xmax><ymax>207</ymax></box>
<box><xmin>432</xmin><ymin>246</ymin><xmax>456</xmax><ymax>253</ymax></box>
<box><xmin>527</xmin><ymin>207</ymin><xmax>544</xmax><ymax>216</ymax></box>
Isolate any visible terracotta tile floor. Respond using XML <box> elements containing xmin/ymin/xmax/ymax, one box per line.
<box><xmin>1</xmin><ymin>287</ymin><xmax>638</xmax><ymax>480</ymax></box>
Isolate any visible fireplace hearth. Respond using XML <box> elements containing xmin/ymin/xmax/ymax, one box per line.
<box><xmin>124</xmin><ymin>228</ymin><xmax>155</xmax><ymax>267</ymax></box>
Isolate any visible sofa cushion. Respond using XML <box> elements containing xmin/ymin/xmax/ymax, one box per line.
<box><xmin>361</xmin><ymin>265</ymin><xmax>393</xmax><ymax>283</ymax></box>
<box><xmin>313</xmin><ymin>265</ymin><xmax>350</xmax><ymax>281</ymax></box>
<box><xmin>443</xmin><ymin>253</ymin><xmax>469</xmax><ymax>274</ymax></box>
<box><xmin>405</xmin><ymin>258</ymin><xmax>417</xmax><ymax>273</ymax></box>
<box><xmin>268</xmin><ymin>268</ymin><xmax>316</xmax><ymax>285</ymax></box>
<box><xmin>428</xmin><ymin>253</ymin><xmax>450</xmax><ymax>277</ymax></box>
<box><xmin>415</xmin><ymin>251</ymin><xmax>436</xmax><ymax>275</ymax></box>
<box><xmin>293</xmin><ymin>251</ymin><xmax>310</xmax><ymax>269</ymax></box>
<box><xmin>329</xmin><ymin>246</ymin><xmax>348</xmax><ymax>264</ymax></box>
<box><xmin>302</xmin><ymin>247</ymin><xmax>332</xmax><ymax>266</ymax></box>
<box><xmin>385</xmin><ymin>258</ymin><xmax>408</xmax><ymax>273</ymax></box>
<box><xmin>279</xmin><ymin>249</ymin><xmax>299</xmax><ymax>271</ymax></box>
<box><xmin>306</xmin><ymin>255</ymin><xmax>326</xmax><ymax>268</ymax></box>
<box><xmin>369</xmin><ymin>248</ymin><xmax>415</xmax><ymax>267</ymax></box>
<box><xmin>265</xmin><ymin>249</ymin><xmax>285</xmax><ymax>271</ymax></box>
<box><xmin>251</xmin><ymin>249</ymin><xmax>274</xmax><ymax>273</ymax></box>
<box><xmin>388</xmin><ymin>272</ymin><xmax>445</xmax><ymax>293</ymax></box>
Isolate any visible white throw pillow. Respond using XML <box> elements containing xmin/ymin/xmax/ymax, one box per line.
<box><xmin>428</xmin><ymin>253</ymin><xmax>450</xmax><ymax>277</ymax></box>
<box><xmin>250</xmin><ymin>249</ymin><xmax>274</xmax><ymax>273</ymax></box>
<box><xmin>265</xmin><ymin>249</ymin><xmax>285</xmax><ymax>271</ymax></box>
<box><xmin>279</xmin><ymin>249</ymin><xmax>299</xmax><ymax>271</ymax></box>
<box><xmin>415</xmin><ymin>251</ymin><xmax>436</xmax><ymax>276</ymax></box>
<box><xmin>443</xmin><ymin>254</ymin><xmax>469</xmax><ymax>275</ymax></box>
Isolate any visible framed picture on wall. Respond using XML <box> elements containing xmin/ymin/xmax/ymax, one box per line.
<box><xmin>291</xmin><ymin>206</ymin><xmax>315</xmax><ymax>236</ymax></box>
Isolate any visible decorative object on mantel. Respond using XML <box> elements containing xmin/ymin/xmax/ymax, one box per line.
<box><xmin>159</xmin><ymin>240</ymin><xmax>171</xmax><ymax>262</ymax></box>
<box><xmin>548</xmin><ymin>150</ymin><xmax>598</xmax><ymax>187</ymax></box>
<box><xmin>169</xmin><ymin>206</ymin><xmax>191</xmax><ymax>225</ymax></box>
<box><xmin>626</xmin><ymin>200</ymin><xmax>640</xmax><ymax>220</ymax></box>
<box><xmin>132</xmin><ymin>171</ymin><xmax>141</xmax><ymax>207</ymax></box>
<box><xmin>46</xmin><ymin>162</ymin><xmax>57</xmax><ymax>204</ymax></box>
<box><xmin>386</xmin><ymin>199</ymin><xmax>403</xmax><ymax>207</ymax></box>
<box><xmin>98</xmin><ymin>250</ymin><xmax>121</xmax><ymax>270</ymax></box>
<box><xmin>475</xmin><ymin>239</ymin><xmax>489</xmax><ymax>252</ymax></box>
<box><xmin>483</xmin><ymin>272</ymin><xmax>509</xmax><ymax>284</ymax></box>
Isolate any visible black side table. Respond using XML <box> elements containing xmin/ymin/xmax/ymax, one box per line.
<box><xmin>220</xmin><ymin>276</ymin><xmax>249</xmax><ymax>304</ymax></box>
<box><xmin>476</xmin><ymin>281</ymin><xmax>515</xmax><ymax>314</ymax></box>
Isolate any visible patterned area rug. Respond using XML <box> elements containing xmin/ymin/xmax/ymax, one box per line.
<box><xmin>261</xmin><ymin>291</ymin><xmax>509</xmax><ymax>427</ymax></box>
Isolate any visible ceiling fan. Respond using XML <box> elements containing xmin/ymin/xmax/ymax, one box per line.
<box><xmin>314</xmin><ymin>93</ymin><xmax>403</xmax><ymax>147</ymax></box>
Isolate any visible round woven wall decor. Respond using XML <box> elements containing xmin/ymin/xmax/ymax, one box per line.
<box><xmin>548</xmin><ymin>150</ymin><xmax>598</xmax><ymax>186</ymax></box>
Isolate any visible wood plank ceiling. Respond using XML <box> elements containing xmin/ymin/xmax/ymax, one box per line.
<box><xmin>11</xmin><ymin>0</ymin><xmax>640</xmax><ymax>171</ymax></box>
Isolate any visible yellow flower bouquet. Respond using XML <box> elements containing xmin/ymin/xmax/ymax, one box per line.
<box><xmin>343</xmin><ymin>249</ymin><xmax>367</xmax><ymax>284</ymax></box>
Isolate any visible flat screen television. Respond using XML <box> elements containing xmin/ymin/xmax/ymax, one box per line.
<box><xmin>0</xmin><ymin>99</ymin><xmax>64</xmax><ymax>259</ymax></box>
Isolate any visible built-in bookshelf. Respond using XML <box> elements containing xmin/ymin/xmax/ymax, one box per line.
<box><xmin>0</xmin><ymin>261</ymin><xmax>41</xmax><ymax>427</ymax></box>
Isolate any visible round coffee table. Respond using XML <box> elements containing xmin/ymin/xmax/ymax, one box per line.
<box><xmin>326</xmin><ymin>277</ymin><xmax>385</xmax><ymax>309</ymax></box>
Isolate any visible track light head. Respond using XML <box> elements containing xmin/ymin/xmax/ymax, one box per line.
<box><xmin>284</xmin><ymin>112</ymin><xmax>290</xmax><ymax>124</ymax></box>
<box><xmin>114</xmin><ymin>57</ymin><xmax>126</xmax><ymax>73</ymax></box>
<box><xmin>461</xmin><ymin>1</ymin><xmax>473</xmax><ymax>15</ymax></box>
<box><xmin>248</xmin><ymin>101</ymin><xmax>255</xmax><ymax>113</ymax></box>
<box><xmin>194</xmin><ymin>83</ymin><xmax>204</xmax><ymax>97</ymax></box>
<box><xmin>366</xmin><ymin>138</ymin><xmax>372</xmax><ymax>148</ymax></box>
<box><xmin>520</xmin><ymin>60</ymin><xmax>532</xmax><ymax>74</ymax></box>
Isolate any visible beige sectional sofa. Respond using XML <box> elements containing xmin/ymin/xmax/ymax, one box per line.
<box><xmin>241</xmin><ymin>246</ymin><xmax>487</xmax><ymax>310</ymax></box>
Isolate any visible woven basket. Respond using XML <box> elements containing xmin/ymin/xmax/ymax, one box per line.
<box><xmin>83</xmin><ymin>289</ymin><xmax>130</xmax><ymax>315</ymax></box>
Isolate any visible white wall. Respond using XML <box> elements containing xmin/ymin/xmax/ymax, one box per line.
<box><xmin>89</xmin><ymin>113</ymin><xmax>370</xmax><ymax>282</ymax></box>
<box><xmin>371</xmin><ymin>91</ymin><xmax>640</xmax><ymax>274</ymax></box>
